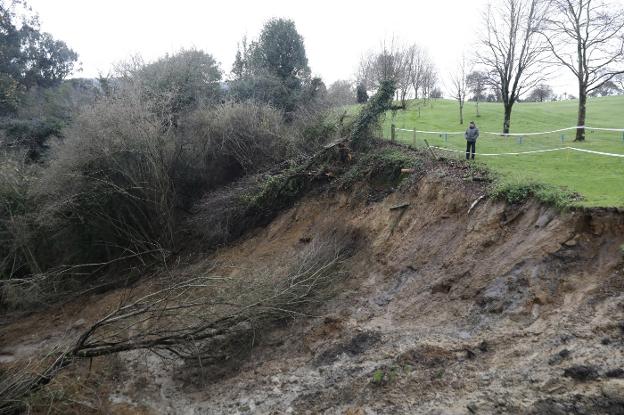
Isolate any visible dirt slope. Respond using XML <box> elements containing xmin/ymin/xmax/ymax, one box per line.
<box><xmin>2</xmin><ymin>161</ymin><xmax>624</xmax><ymax>414</ymax></box>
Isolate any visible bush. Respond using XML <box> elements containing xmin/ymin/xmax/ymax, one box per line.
<box><xmin>0</xmin><ymin>152</ymin><xmax>40</xmax><ymax>279</ymax></box>
<box><xmin>490</xmin><ymin>180</ymin><xmax>580</xmax><ymax>209</ymax></box>
<box><xmin>0</xmin><ymin>56</ymin><xmax>338</xmax><ymax>304</ymax></box>
<box><xmin>289</xmin><ymin>108</ymin><xmax>344</xmax><ymax>153</ymax></box>
<box><xmin>0</xmin><ymin>117</ymin><xmax>64</xmax><ymax>160</ymax></box>
<box><xmin>31</xmin><ymin>91</ymin><xmax>175</xmax><ymax>272</ymax></box>
<box><xmin>0</xmin><ymin>92</ymin><xmax>297</xmax><ymax>286</ymax></box>
<box><xmin>133</xmin><ymin>49</ymin><xmax>222</xmax><ymax>126</ymax></box>
<box><xmin>181</xmin><ymin>102</ymin><xmax>291</xmax><ymax>173</ymax></box>
<box><xmin>185</xmin><ymin>166</ymin><xmax>309</xmax><ymax>247</ymax></box>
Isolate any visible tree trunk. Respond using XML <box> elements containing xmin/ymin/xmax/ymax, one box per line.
<box><xmin>503</xmin><ymin>104</ymin><xmax>512</xmax><ymax>134</ymax></box>
<box><xmin>476</xmin><ymin>99</ymin><xmax>480</xmax><ymax>117</ymax></box>
<box><xmin>575</xmin><ymin>88</ymin><xmax>587</xmax><ymax>141</ymax></box>
<box><xmin>459</xmin><ymin>103</ymin><xmax>464</xmax><ymax>125</ymax></box>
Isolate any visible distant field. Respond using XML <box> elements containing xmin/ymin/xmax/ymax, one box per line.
<box><xmin>374</xmin><ymin>96</ymin><xmax>624</xmax><ymax>207</ymax></box>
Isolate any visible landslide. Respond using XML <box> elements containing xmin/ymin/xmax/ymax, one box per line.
<box><xmin>1</xmin><ymin>143</ymin><xmax>624</xmax><ymax>415</ymax></box>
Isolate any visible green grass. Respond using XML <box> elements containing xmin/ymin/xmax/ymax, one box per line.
<box><xmin>375</xmin><ymin>96</ymin><xmax>624</xmax><ymax>207</ymax></box>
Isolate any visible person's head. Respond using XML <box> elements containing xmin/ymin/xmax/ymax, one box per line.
<box><xmin>469</xmin><ymin>121</ymin><xmax>475</xmax><ymax>128</ymax></box>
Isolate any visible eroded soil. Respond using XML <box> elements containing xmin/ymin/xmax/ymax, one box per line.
<box><xmin>2</xmin><ymin>163</ymin><xmax>624</xmax><ymax>414</ymax></box>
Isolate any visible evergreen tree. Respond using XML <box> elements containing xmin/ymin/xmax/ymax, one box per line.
<box><xmin>229</xmin><ymin>18</ymin><xmax>312</xmax><ymax>114</ymax></box>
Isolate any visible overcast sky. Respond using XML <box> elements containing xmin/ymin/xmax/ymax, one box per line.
<box><xmin>27</xmin><ymin>0</ymin><xmax>624</xmax><ymax>96</ymax></box>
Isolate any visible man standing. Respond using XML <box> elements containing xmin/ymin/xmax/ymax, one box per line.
<box><xmin>465</xmin><ymin>121</ymin><xmax>479</xmax><ymax>160</ymax></box>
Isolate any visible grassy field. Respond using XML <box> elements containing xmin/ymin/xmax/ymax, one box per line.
<box><xmin>377</xmin><ymin>96</ymin><xmax>624</xmax><ymax>207</ymax></box>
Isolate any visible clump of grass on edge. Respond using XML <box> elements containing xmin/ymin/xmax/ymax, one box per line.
<box><xmin>490</xmin><ymin>179</ymin><xmax>581</xmax><ymax>210</ymax></box>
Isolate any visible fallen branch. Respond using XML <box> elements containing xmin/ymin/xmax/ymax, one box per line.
<box><xmin>0</xmin><ymin>226</ymin><xmax>359</xmax><ymax>412</ymax></box>
<box><xmin>467</xmin><ymin>195</ymin><xmax>486</xmax><ymax>215</ymax></box>
<box><xmin>390</xmin><ymin>203</ymin><xmax>410</xmax><ymax>211</ymax></box>
<box><xmin>423</xmin><ymin>139</ymin><xmax>438</xmax><ymax>160</ymax></box>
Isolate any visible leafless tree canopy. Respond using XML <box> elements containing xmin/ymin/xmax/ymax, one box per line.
<box><xmin>478</xmin><ymin>0</ymin><xmax>550</xmax><ymax>133</ymax></box>
<box><xmin>450</xmin><ymin>56</ymin><xmax>470</xmax><ymax>125</ymax></box>
<box><xmin>466</xmin><ymin>70</ymin><xmax>490</xmax><ymax>117</ymax></box>
<box><xmin>357</xmin><ymin>40</ymin><xmax>438</xmax><ymax>108</ymax></box>
<box><xmin>542</xmin><ymin>0</ymin><xmax>624</xmax><ymax>140</ymax></box>
<box><xmin>409</xmin><ymin>46</ymin><xmax>438</xmax><ymax>100</ymax></box>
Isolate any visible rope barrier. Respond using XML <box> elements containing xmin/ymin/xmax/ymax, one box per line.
<box><xmin>396</xmin><ymin>128</ymin><xmax>464</xmax><ymax>135</ymax></box>
<box><xmin>566</xmin><ymin>147</ymin><xmax>624</xmax><ymax>158</ymax></box>
<box><xmin>428</xmin><ymin>145</ymin><xmax>624</xmax><ymax>158</ymax></box>
<box><xmin>430</xmin><ymin>146</ymin><xmax>568</xmax><ymax>156</ymax></box>
<box><xmin>396</xmin><ymin>126</ymin><xmax>624</xmax><ymax>137</ymax></box>
<box><xmin>481</xmin><ymin>127</ymin><xmax>575</xmax><ymax>137</ymax></box>
<box><xmin>581</xmin><ymin>126</ymin><xmax>624</xmax><ymax>132</ymax></box>
<box><xmin>394</xmin><ymin>124</ymin><xmax>624</xmax><ymax>157</ymax></box>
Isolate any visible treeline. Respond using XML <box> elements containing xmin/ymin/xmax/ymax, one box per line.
<box><xmin>0</xmin><ymin>10</ymin><xmax>344</xmax><ymax>161</ymax></box>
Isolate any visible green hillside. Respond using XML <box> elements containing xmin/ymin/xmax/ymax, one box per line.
<box><xmin>378</xmin><ymin>96</ymin><xmax>624</xmax><ymax>207</ymax></box>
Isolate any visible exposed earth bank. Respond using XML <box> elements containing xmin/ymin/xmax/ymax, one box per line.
<box><xmin>2</xmin><ymin>156</ymin><xmax>624</xmax><ymax>414</ymax></box>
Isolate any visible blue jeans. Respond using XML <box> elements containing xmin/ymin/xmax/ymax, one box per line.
<box><xmin>466</xmin><ymin>141</ymin><xmax>476</xmax><ymax>159</ymax></box>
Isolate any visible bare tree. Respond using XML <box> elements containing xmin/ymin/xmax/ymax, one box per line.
<box><xmin>358</xmin><ymin>40</ymin><xmax>440</xmax><ymax>110</ymax></box>
<box><xmin>358</xmin><ymin>39</ymin><xmax>406</xmax><ymax>90</ymax></box>
<box><xmin>396</xmin><ymin>44</ymin><xmax>417</xmax><ymax>106</ymax></box>
<box><xmin>407</xmin><ymin>45</ymin><xmax>436</xmax><ymax>99</ymax></box>
<box><xmin>404</xmin><ymin>47</ymin><xmax>438</xmax><ymax>117</ymax></box>
<box><xmin>408</xmin><ymin>45</ymin><xmax>425</xmax><ymax>99</ymax></box>
<box><xmin>542</xmin><ymin>0</ymin><xmax>624</xmax><ymax>141</ymax></box>
<box><xmin>420</xmin><ymin>61</ymin><xmax>439</xmax><ymax>99</ymax></box>
<box><xmin>466</xmin><ymin>70</ymin><xmax>489</xmax><ymax>117</ymax></box>
<box><xmin>451</xmin><ymin>57</ymin><xmax>470</xmax><ymax>124</ymax></box>
<box><xmin>358</xmin><ymin>38</ymin><xmax>423</xmax><ymax>108</ymax></box>
<box><xmin>479</xmin><ymin>0</ymin><xmax>550</xmax><ymax>134</ymax></box>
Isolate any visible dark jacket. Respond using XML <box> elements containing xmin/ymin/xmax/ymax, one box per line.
<box><xmin>465</xmin><ymin>125</ymin><xmax>479</xmax><ymax>142</ymax></box>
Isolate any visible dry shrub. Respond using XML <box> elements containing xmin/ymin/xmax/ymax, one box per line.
<box><xmin>0</xmin><ymin>93</ymin><xmax>295</xmax><ymax>292</ymax></box>
<box><xmin>180</xmin><ymin>102</ymin><xmax>292</xmax><ymax>171</ymax></box>
<box><xmin>0</xmin><ymin>62</ymin><xmax>341</xmax><ymax>309</ymax></box>
<box><xmin>0</xmin><ymin>153</ymin><xmax>41</xmax><ymax>279</ymax></box>
<box><xmin>183</xmin><ymin>165</ymin><xmax>311</xmax><ymax>248</ymax></box>
<box><xmin>30</xmin><ymin>89</ymin><xmax>174</xmax><ymax>275</ymax></box>
<box><xmin>182</xmin><ymin>174</ymin><xmax>266</xmax><ymax>247</ymax></box>
<box><xmin>71</xmin><ymin>223</ymin><xmax>361</xmax><ymax>360</ymax></box>
<box><xmin>0</xmin><ymin>345</ymin><xmax>72</xmax><ymax>415</ymax></box>
<box><xmin>289</xmin><ymin>106</ymin><xmax>343</xmax><ymax>153</ymax></box>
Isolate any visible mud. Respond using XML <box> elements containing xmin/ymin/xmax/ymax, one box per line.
<box><xmin>2</xmin><ymin>162</ymin><xmax>624</xmax><ymax>414</ymax></box>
